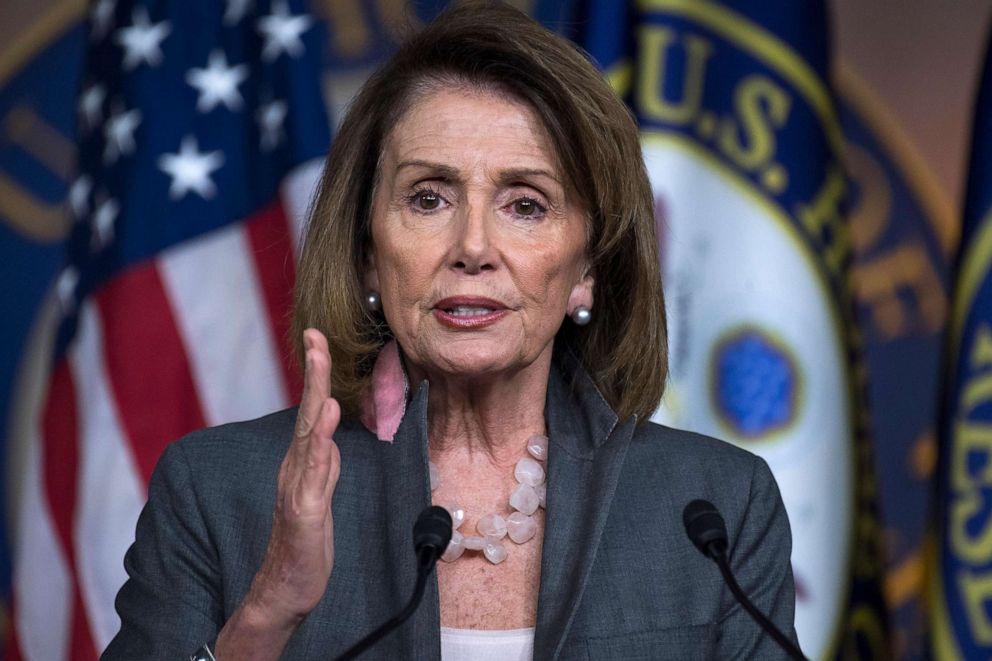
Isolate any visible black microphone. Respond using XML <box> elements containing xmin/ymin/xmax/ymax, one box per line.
<box><xmin>682</xmin><ymin>499</ymin><xmax>807</xmax><ymax>661</ymax></box>
<box><xmin>413</xmin><ymin>505</ymin><xmax>454</xmax><ymax>567</ymax></box>
<box><xmin>335</xmin><ymin>506</ymin><xmax>452</xmax><ymax>660</ymax></box>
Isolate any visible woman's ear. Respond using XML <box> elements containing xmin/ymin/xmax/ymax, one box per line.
<box><xmin>567</xmin><ymin>269</ymin><xmax>594</xmax><ymax>315</ymax></box>
<box><xmin>364</xmin><ymin>251</ymin><xmax>380</xmax><ymax>293</ymax></box>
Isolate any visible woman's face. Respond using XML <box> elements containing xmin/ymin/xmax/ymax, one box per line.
<box><xmin>367</xmin><ymin>86</ymin><xmax>593</xmax><ymax>380</ymax></box>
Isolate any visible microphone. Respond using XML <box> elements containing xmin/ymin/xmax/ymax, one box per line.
<box><xmin>413</xmin><ymin>505</ymin><xmax>454</xmax><ymax>568</ymax></box>
<box><xmin>682</xmin><ymin>499</ymin><xmax>807</xmax><ymax>661</ymax></box>
<box><xmin>335</xmin><ymin>506</ymin><xmax>452</xmax><ymax>660</ymax></box>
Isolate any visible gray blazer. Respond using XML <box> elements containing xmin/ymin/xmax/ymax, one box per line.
<box><xmin>103</xmin><ymin>350</ymin><xmax>798</xmax><ymax>659</ymax></box>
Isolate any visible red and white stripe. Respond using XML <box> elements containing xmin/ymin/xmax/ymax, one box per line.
<box><xmin>9</xmin><ymin>162</ymin><xmax>320</xmax><ymax>660</ymax></box>
<box><xmin>73</xmin><ymin>302</ymin><xmax>147</xmax><ymax>651</ymax></box>
<box><xmin>159</xmin><ymin>218</ymin><xmax>288</xmax><ymax>426</ymax></box>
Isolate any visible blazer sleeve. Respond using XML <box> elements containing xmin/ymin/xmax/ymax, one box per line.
<box><xmin>717</xmin><ymin>455</ymin><xmax>800</xmax><ymax>659</ymax></box>
<box><xmin>101</xmin><ymin>441</ymin><xmax>225</xmax><ymax>659</ymax></box>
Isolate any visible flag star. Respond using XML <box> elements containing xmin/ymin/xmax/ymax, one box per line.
<box><xmin>114</xmin><ymin>7</ymin><xmax>171</xmax><ymax>70</ymax></box>
<box><xmin>257</xmin><ymin>99</ymin><xmax>287</xmax><ymax>150</ymax></box>
<box><xmin>158</xmin><ymin>136</ymin><xmax>225</xmax><ymax>200</ymax></box>
<box><xmin>79</xmin><ymin>83</ymin><xmax>106</xmax><ymax>131</ymax></box>
<box><xmin>91</xmin><ymin>196</ymin><xmax>120</xmax><ymax>250</ymax></box>
<box><xmin>68</xmin><ymin>175</ymin><xmax>93</xmax><ymax>219</ymax></box>
<box><xmin>103</xmin><ymin>105</ymin><xmax>142</xmax><ymax>164</ymax></box>
<box><xmin>56</xmin><ymin>266</ymin><xmax>80</xmax><ymax>313</ymax></box>
<box><xmin>186</xmin><ymin>50</ymin><xmax>250</xmax><ymax>113</ymax></box>
<box><xmin>224</xmin><ymin>0</ymin><xmax>253</xmax><ymax>26</ymax></box>
<box><xmin>257</xmin><ymin>1</ymin><xmax>312</xmax><ymax>62</ymax></box>
<box><xmin>90</xmin><ymin>0</ymin><xmax>116</xmax><ymax>41</ymax></box>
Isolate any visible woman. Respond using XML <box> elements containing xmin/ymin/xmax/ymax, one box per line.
<box><xmin>104</xmin><ymin>2</ymin><xmax>797</xmax><ymax>659</ymax></box>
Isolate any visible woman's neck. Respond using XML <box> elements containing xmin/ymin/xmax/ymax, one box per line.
<box><xmin>409</xmin><ymin>352</ymin><xmax>552</xmax><ymax>461</ymax></box>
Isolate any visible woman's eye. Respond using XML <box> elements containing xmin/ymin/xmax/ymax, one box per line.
<box><xmin>410</xmin><ymin>189</ymin><xmax>445</xmax><ymax>211</ymax></box>
<box><xmin>414</xmin><ymin>190</ymin><xmax>441</xmax><ymax>210</ymax></box>
<box><xmin>511</xmin><ymin>198</ymin><xmax>545</xmax><ymax>218</ymax></box>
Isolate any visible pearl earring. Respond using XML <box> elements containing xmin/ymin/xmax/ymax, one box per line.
<box><xmin>571</xmin><ymin>305</ymin><xmax>592</xmax><ymax>326</ymax></box>
<box><xmin>365</xmin><ymin>291</ymin><xmax>381</xmax><ymax>311</ymax></box>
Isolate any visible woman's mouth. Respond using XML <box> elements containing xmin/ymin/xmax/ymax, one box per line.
<box><xmin>433</xmin><ymin>298</ymin><xmax>509</xmax><ymax>329</ymax></box>
<box><xmin>446</xmin><ymin>306</ymin><xmax>495</xmax><ymax>316</ymax></box>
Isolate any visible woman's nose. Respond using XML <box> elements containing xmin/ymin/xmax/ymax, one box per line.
<box><xmin>450</xmin><ymin>202</ymin><xmax>496</xmax><ymax>274</ymax></box>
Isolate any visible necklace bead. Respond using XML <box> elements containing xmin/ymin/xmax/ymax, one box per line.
<box><xmin>514</xmin><ymin>457</ymin><xmax>545</xmax><ymax>486</ymax></box>
<box><xmin>509</xmin><ymin>483</ymin><xmax>540</xmax><ymax>516</ymax></box>
<box><xmin>431</xmin><ymin>434</ymin><xmax>549</xmax><ymax>565</ymax></box>
<box><xmin>526</xmin><ymin>434</ymin><xmax>549</xmax><ymax>461</ymax></box>
<box><xmin>477</xmin><ymin>513</ymin><xmax>508</xmax><ymax>539</ymax></box>
<box><xmin>483</xmin><ymin>542</ymin><xmax>508</xmax><ymax>564</ymax></box>
<box><xmin>463</xmin><ymin>536</ymin><xmax>486</xmax><ymax>551</ymax></box>
<box><xmin>440</xmin><ymin>503</ymin><xmax>465</xmax><ymax>530</ymax></box>
<box><xmin>443</xmin><ymin>531</ymin><xmax>465</xmax><ymax>562</ymax></box>
<box><xmin>506</xmin><ymin>511</ymin><xmax>538</xmax><ymax>543</ymax></box>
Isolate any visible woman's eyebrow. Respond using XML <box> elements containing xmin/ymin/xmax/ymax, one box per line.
<box><xmin>395</xmin><ymin>160</ymin><xmax>559</xmax><ymax>186</ymax></box>
<box><xmin>497</xmin><ymin>167</ymin><xmax>560</xmax><ymax>185</ymax></box>
<box><xmin>395</xmin><ymin>159</ymin><xmax>460</xmax><ymax>180</ymax></box>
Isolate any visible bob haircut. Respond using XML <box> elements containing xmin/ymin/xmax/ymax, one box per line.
<box><xmin>292</xmin><ymin>0</ymin><xmax>667</xmax><ymax>422</ymax></box>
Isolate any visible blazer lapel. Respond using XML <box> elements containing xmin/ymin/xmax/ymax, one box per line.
<box><xmin>533</xmin><ymin>353</ymin><xmax>636</xmax><ymax>659</ymax></box>
<box><xmin>375</xmin><ymin>382</ymin><xmax>442</xmax><ymax>659</ymax></box>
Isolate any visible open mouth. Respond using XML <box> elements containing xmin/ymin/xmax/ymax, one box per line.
<box><xmin>444</xmin><ymin>306</ymin><xmax>495</xmax><ymax>316</ymax></box>
<box><xmin>433</xmin><ymin>297</ymin><xmax>508</xmax><ymax>329</ymax></box>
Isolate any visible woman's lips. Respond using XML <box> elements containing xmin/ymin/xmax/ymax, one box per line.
<box><xmin>432</xmin><ymin>297</ymin><xmax>510</xmax><ymax>330</ymax></box>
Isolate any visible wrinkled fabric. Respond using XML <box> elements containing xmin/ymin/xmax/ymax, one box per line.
<box><xmin>360</xmin><ymin>340</ymin><xmax>408</xmax><ymax>442</ymax></box>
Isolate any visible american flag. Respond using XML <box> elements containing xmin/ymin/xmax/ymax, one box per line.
<box><xmin>7</xmin><ymin>0</ymin><xmax>330</xmax><ymax>657</ymax></box>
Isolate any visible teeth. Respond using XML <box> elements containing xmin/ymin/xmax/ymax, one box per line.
<box><xmin>448</xmin><ymin>306</ymin><xmax>493</xmax><ymax>316</ymax></box>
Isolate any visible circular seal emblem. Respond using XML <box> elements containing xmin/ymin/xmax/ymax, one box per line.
<box><xmin>711</xmin><ymin>326</ymin><xmax>800</xmax><ymax>439</ymax></box>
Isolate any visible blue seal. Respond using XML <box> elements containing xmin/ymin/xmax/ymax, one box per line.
<box><xmin>712</xmin><ymin>328</ymin><xmax>798</xmax><ymax>438</ymax></box>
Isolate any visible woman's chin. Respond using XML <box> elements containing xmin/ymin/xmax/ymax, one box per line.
<box><xmin>419</xmin><ymin>346</ymin><xmax>536</xmax><ymax>380</ymax></box>
<box><xmin>436</xmin><ymin>356</ymin><xmax>515</xmax><ymax>378</ymax></box>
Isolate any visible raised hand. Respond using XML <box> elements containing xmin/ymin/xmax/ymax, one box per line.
<box><xmin>215</xmin><ymin>329</ymin><xmax>341</xmax><ymax>659</ymax></box>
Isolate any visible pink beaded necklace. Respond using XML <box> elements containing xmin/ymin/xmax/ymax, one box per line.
<box><xmin>431</xmin><ymin>434</ymin><xmax>549</xmax><ymax>564</ymax></box>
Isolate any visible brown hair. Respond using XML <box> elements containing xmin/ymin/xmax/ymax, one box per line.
<box><xmin>292</xmin><ymin>0</ymin><xmax>667</xmax><ymax>422</ymax></box>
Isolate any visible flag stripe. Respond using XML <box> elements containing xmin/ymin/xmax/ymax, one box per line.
<box><xmin>94</xmin><ymin>263</ymin><xmax>207</xmax><ymax>483</ymax></box>
<box><xmin>41</xmin><ymin>359</ymin><xmax>98</xmax><ymax>659</ymax></box>
<box><xmin>12</xmin><ymin>408</ymin><xmax>72</xmax><ymax>660</ymax></box>
<box><xmin>245</xmin><ymin>199</ymin><xmax>303</xmax><ymax>401</ymax></box>
<box><xmin>4</xmin><ymin>606</ymin><xmax>24</xmax><ymax>661</ymax></box>
<box><xmin>159</xmin><ymin>222</ymin><xmax>290</xmax><ymax>426</ymax></box>
<box><xmin>41</xmin><ymin>360</ymin><xmax>77</xmax><ymax>584</ymax></box>
<box><xmin>72</xmin><ymin>303</ymin><xmax>146</xmax><ymax>651</ymax></box>
<box><xmin>69</xmin><ymin>590</ymin><xmax>98</xmax><ymax>661</ymax></box>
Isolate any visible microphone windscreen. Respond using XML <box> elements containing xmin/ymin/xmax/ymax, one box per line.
<box><xmin>683</xmin><ymin>499</ymin><xmax>728</xmax><ymax>558</ymax></box>
<box><xmin>413</xmin><ymin>505</ymin><xmax>453</xmax><ymax>555</ymax></box>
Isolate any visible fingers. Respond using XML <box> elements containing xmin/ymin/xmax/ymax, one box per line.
<box><xmin>283</xmin><ymin>328</ymin><xmax>341</xmax><ymax>512</ymax></box>
<box><xmin>303</xmin><ymin>328</ymin><xmax>331</xmax><ymax>378</ymax></box>
<box><xmin>323</xmin><ymin>441</ymin><xmax>342</xmax><ymax>503</ymax></box>
<box><xmin>300</xmin><ymin>397</ymin><xmax>341</xmax><ymax>502</ymax></box>
<box><xmin>295</xmin><ymin>329</ymin><xmax>332</xmax><ymax>441</ymax></box>
<box><xmin>283</xmin><ymin>328</ymin><xmax>341</xmax><ymax>497</ymax></box>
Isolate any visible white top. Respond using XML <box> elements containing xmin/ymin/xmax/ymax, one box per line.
<box><xmin>440</xmin><ymin>627</ymin><xmax>535</xmax><ymax>661</ymax></box>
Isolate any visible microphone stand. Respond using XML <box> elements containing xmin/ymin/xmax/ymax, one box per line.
<box><xmin>334</xmin><ymin>547</ymin><xmax>434</xmax><ymax>660</ymax></box>
<box><xmin>335</xmin><ymin>506</ymin><xmax>451</xmax><ymax>660</ymax></box>
<box><xmin>710</xmin><ymin>548</ymin><xmax>806</xmax><ymax>660</ymax></box>
<box><xmin>683</xmin><ymin>499</ymin><xmax>806</xmax><ymax>661</ymax></box>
